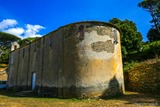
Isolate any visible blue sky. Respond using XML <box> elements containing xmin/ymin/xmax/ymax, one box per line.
<box><xmin>0</xmin><ymin>0</ymin><xmax>152</xmax><ymax>41</ymax></box>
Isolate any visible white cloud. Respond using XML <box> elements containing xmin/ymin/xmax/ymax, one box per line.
<box><xmin>0</xmin><ymin>19</ymin><xmax>17</xmax><ymax>30</ymax></box>
<box><xmin>4</xmin><ymin>27</ymin><xmax>24</xmax><ymax>38</ymax></box>
<box><xmin>0</xmin><ymin>19</ymin><xmax>45</xmax><ymax>39</ymax></box>
<box><xmin>23</xmin><ymin>24</ymin><xmax>45</xmax><ymax>38</ymax></box>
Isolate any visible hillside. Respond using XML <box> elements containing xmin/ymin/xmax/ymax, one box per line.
<box><xmin>125</xmin><ymin>58</ymin><xmax>160</xmax><ymax>93</ymax></box>
<box><xmin>123</xmin><ymin>40</ymin><xmax>160</xmax><ymax>94</ymax></box>
<box><xmin>0</xmin><ymin>64</ymin><xmax>7</xmax><ymax>80</ymax></box>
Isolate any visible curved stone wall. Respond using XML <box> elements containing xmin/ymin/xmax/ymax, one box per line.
<box><xmin>63</xmin><ymin>22</ymin><xmax>124</xmax><ymax>98</ymax></box>
<box><xmin>8</xmin><ymin>21</ymin><xmax>124</xmax><ymax>98</ymax></box>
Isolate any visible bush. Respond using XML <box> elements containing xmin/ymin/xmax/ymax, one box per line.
<box><xmin>127</xmin><ymin>59</ymin><xmax>160</xmax><ymax>93</ymax></box>
<box><xmin>123</xmin><ymin>40</ymin><xmax>160</xmax><ymax>71</ymax></box>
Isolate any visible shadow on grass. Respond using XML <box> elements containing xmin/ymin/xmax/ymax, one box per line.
<box><xmin>99</xmin><ymin>75</ymin><xmax>160</xmax><ymax>106</ymax></box>
<box><xmin>0</xmin><ymin>75</ymin><xmax>160</xmax><ymax>106</ymax></box>
<box><xmin>106</xmin><ymin>91</ymin><xmax>160</xmax><ymax>106</ymax></box>
<box><xmin>0</xmin><ymin>89</ymin><xmax>160</xmax><ymax>106</ymax></box>
<box><xmin>0</xmin><ymin>89</ymin><xmax>87</xmax><ymax>103</ymax></box>
<box><xmin>0</xmin><ymin>89</ymin><xmax>40</xmax><ymax>98</ymax></box>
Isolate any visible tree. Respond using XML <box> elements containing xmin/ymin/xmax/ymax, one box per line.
<box><xmin>109</xmin><ymin>18</ymin><xmax>143</xmax><ymax>59</ymax></box>
<box><xmin>18</xmin><ymin>37</ymin><xmax>40</xmax><ymax>47</ymax></box>
<box><xmin>0</xmin><ymin>32</ymin><xmax>20</xmax><ymax>46</ymax></box>
<box><xmin>0</xmin><ymin>32</ymin><xmax>40</xmax><ymax>63</ymax></box>
<box><xmin>147</xmin><ymin>28</ymin><xmax>160</xmax><ymax>42</ymax></box>
<box><xmin>138</xmin><ymin>0</ymin><xmax>160</xmax><ymax>33</ymax></box>
<box><xmin>0</xmin><ymin>32</ymin><xmax>21</xmax><ymax>63</ymax></box>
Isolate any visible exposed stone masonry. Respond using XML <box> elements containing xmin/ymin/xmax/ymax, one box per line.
<box><xmin>85</xmin><ymin>26</ymin><xmax>114</xmax><ymax>38</ymax></box>
<box><xmin>91</xmin><ymin>40</ymin><xmax>114</xmax><ymax>53</ymax></box>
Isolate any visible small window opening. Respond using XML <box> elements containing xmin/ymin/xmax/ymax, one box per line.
<box><xmin>14</xmin><ymin>45</ymin><xmax>17</xmax><ymax>50</ymax></box>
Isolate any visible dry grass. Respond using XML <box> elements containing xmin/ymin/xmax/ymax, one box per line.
<box><xmin>0</xmin><ymin>91</ymin><xmax>159</xmax><ymax>107</ymax></box>
<box><xmin>0</xmin><ymin>64</ymin><xmax>8</xmax><ymax>68</ymax></box>
<box><xmin>0</xmin><ymin>64</ymin><xmax>8</xmax><ymax>80</ymax></box>
<box><xmin>128</xmin><ymin>58</ymin><xmax>160</xmax><ymax>93</ymax></box>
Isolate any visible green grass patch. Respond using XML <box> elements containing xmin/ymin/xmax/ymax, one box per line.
<box><xmin>0</xmin><ymin>91</ymin><xmax>159</xmax><ymax>107</ymax></box>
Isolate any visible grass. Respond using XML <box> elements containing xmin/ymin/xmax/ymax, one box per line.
<box><xmin>0</xmin><ymin>64</ymin><xmax>8</xmax><ymax>71</ymax></box>
<box><xmin>127</xmin><ymin>58</ymin><xmax>160</xmax><ymax>93</ymax></box>
<box><xmin>0</xmin><ymin>91</ymin><xmax>159</xmax><ymax>107</ymax></box>
<box><xmin>0</xmin><ymin>90</ymin><xmax>90</xmax><ymax>107</ymax></box>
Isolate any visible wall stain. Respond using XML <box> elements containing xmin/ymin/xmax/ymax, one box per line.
<box><xmin>63</xmin><ymin>25</ymin><xmax>77</xmax><ymax>39</ymax></box>
<box><xmin>85</xmin><ymin>25</ymin><xmax>114</xmax><ymax>38</ymax></box>
<box><xmin>113</xmin><ymin>30</ymin><xmax>118</xmax><ymax>44</ymax></box>
<box><xmin>91</xmin><ymin>40</ymin><xmax>114</xmax><ymax>53</ymax></box>
<box><xmin>78</xmin><ymin>25</ymin><xmax>85</xmax><ymax>40</ymax></box>
<box><xmin>85</xmin><ymin>26</ymin><xmax>97</xmax><ymax>33</ymax></box>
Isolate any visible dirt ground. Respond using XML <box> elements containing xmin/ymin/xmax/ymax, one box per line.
<box><xmin>0</xmin><ymin>64</ymin><xmax>8</xmax><ymax>80</ymax></box>
<box><xmin>0</xmin><ymin>91</ymin><xmax>159</xmax><ymax>107</ymax></box>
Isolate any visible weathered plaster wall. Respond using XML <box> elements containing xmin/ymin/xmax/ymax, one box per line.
<box><xmin>8</xmin><ymin>50</ymin><xmax>19</xmax><ymax>87</ymax></box>
<box><xmin>41</xmin><ymin>30</ymin><xmax>63</xmax><ymax>91</ymax></box>
<box><xmin>16</xmin><ymin>46</ymin><xmax>29</xmax><ymax>88</ymax></box>
<box><xmin>63</xmin><ymin>23</ymin><xmax>124</xmax><ymax>98</ymax></box>
<box><xmin>11</xmin><ymin>42</ymin><xmax>20</xmax><ymax>51</ymax></box>
<box><xmin>8</xmin><ymin>21</ymin><xmax>124</xmax><ymax>98</ymax></box>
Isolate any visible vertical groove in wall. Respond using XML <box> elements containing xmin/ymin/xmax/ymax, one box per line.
<box><xmin>26</xmin><ymin>45</ymin><xmax>30</xmax><ymax>89</ymax></box>
<box><xmin>15</xmin><ymin>50</ymin><xmax>20</xmax><ymax>89</ymax></box>
<box><xmin>41</xmin><ymin>38</ymin><xmax>44</xmax><ymax>92</ymax></box>
<box><xmin>62</xmin><ymin>30</ymin><xmax>64</xmax><ymax>97</ymax></box>
<box><xmin>8</xmin><ymin>22</ymin><xmax>124</xmax><ymax>98</ymax></box>
<box><xmin>56</xmin><ymin>34</ymin><xmax>59</xmax><ymax>96</ymax></box>
<box><xmin>7</xmin><ymin>52</ymin><xmax>12</xmax><ymax>85</ymax></box>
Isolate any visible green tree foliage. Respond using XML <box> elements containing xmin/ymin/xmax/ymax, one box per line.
<box><xmin>0</xmin><ymin>32</ymin><xmax>20</xmax><ymax>46</ymax></box>
<box><xmin>138</xmin><ymin>0</ymin><xmax>160</xmax><ymax>33</ymax></box>
<box><xmin>18</xmin><ymin>37</ymin><xmax>40</xmax><ymax>46</ymax></box>
<box><xmin>141</xmin><ymin>40</ymin><xmax>160</xmax><ymax>58</ymax></box>
<box><xmin>0</xmin><ymin>49</ymin><xmax>9</xmax><ymax>63</ymax></box>
<box><xmin>0</xmin><ymin>32</ymin><xmax>21</xmax><ymax>63</ymax></box>
<box><xmin>109</xmin><ymin>18</ymin><xmax>143</xmax><ymax>59</ymax></box>
<box><xmin>147</xmin><ymin>28</ymin><xmax>160</xmax><ymax>42</ymax></box>
<box><xmin>138</xmin><ymin>0</ymin><xmax>159</xmax><ymax>10</ymax></box>
<box><xmin>123</xmin><ymin>41</ymin><xmax>160</xmax><ymax>72</ymax></box>
<box><xmin>0</xmin><ymin>32</ymin><xmax>40</xmax><ymax>63</ymax></box>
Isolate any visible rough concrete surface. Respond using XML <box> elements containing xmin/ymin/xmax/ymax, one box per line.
<box><xmin>8</xmin><ymin>21</ymin><xmax>124</xmax><ymax>98</ymax></box>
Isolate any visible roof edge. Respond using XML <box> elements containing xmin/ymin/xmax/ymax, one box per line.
<box><xmin>11</xmin><ymin>21</ymin><xmax>121</xmax><ymax>53</ymax></box>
